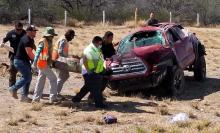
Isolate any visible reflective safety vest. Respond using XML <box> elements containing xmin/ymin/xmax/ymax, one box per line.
<box><xmin>52</xmin><ymin>36</ymin><xmax>69</xmax><ymax>60</ymax></box>
<box><xmin>83</xmin><ymin>43</ymin><xmax>104</xmax><ymax>74</ymax></box>
<box><xmin>37</xmin><ymin>38</ymin><xmax>49</xmax><ymax>69</ymax></box>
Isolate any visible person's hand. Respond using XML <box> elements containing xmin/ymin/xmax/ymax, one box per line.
<box><xmin>31</xmin><ymin>63</ymin><xmax>38</xmax><ymax>75</ymax></box>
<box><xmin>72</xmin><ymin>55</ymin><xmax>81</xmax><ymax>59</ymax></box>
<box><xmin>0</xmin><ymin>43</ymin><xmax>5</xmax><ymax>48</ymax></box>
<box><xmin>87</xmin><ymin>69</ymin><xmax>95</xmax><ymax>75</ymax></box>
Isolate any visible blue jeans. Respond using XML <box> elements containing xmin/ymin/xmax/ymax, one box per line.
<box><xmin>10</xmin><ymin>59</ymin><xmax>32</xmax><ymax>97</ymax></box>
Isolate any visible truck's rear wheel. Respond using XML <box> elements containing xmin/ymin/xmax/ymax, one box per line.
<box><xmin>194</xmin><ymin>56</ymin><xmax>206</xmax><ymax>81</ymax></box>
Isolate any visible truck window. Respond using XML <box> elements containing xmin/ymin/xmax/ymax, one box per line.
<box><xmin>117</xmin><ymin>30</ymin><xmax>165</xmax><ymax>54</ymax></box>
<box><xmin>166</xmin><ymin>29</ymin><xmax>179</xmax><ymax>45</ymax></box>
<box><xmin>173</xmin><ymin>26</ymin><xmax>186</xmax><ymax>39</ymax></box>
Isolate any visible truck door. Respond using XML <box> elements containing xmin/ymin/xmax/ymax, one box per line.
<box><xmin>172</xmin><ymin>26</ymin><xmax>195</xmax><ymax>68</ymax></box>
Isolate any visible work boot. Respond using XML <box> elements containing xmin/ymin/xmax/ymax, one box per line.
<box><xmin>88</xmin><ymin>95</ymin><xmax>106</xmax><ymax>102</ymax></box>
<box><xmin>57</xmin><ymin>94</ymin><xmax>65</xmax><ymax>100</ymax></box>
<box><xmin>95</xmin><ymin>103</ymin><xmax>108</xmax><ymax>109</ymax></box>
<box><xmin>9</xmin><ymin>88</ymin><xmax>18</xmax><ymax>99</ymax></box>
<box><xmin>72</xmin><ymin>96</ymin><xmax>81</xmax><ymax>103</ymax></box>
<box><xmin>49</xmin><ymin>98</ymin><xmax>61</xmax><ymax>104</ymax></box>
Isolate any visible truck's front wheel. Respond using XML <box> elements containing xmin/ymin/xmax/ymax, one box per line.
<box><xmin>164</xmin><ymin>66</ymin><xmax>185</xmax><ymax>97</ymax></box>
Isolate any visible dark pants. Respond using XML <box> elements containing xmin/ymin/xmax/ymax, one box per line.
<box><xmin>10</xmin><ymin>59</ymin><xmax>32</xmax><ymax>97</ymax></box>
<box><xmin>9</xmin><ymin>59</ymin><xmax>18</xmax><ymax>87</ymax></box>
<box><xmin>88</xmin><ymin>76</ymin><xmax>108</xmax><ymax>99</ymax></box>
<box><xmin>72</xmin><ymin>73</ymin><xmax>104</xmax><ymax>107</ymax></box>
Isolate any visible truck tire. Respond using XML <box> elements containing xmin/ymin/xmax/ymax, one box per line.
<box><xmin>164</xmin><ymin>66</ymin><xmax>185</xmax><ymax>97</ymax></box>
<box><xmin>194</xmin><ymin>56</ymin><xmax>206</xmax><ymax>82</ymax></box>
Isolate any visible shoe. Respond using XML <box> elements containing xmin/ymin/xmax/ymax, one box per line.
<box><xmin>20</xmin><ymin>96</ymin><xmax>32</xmax><ymax>103</ymax></box>
<box><xmin>87</xmin><ymin>96</ymin><xmax>106</xmax><ymax>103</ymax></box>
<box><xmin>57</xmin><ymin>94</ymin><xmax>65</xmax><ymax>100</ymax></box>
<box><xmin>95</xmin><ymin>104</ymin><xmax>108</xmax><ymax>109</ymax></box>
<box><xmin>49</xmin><ymin>98</ymin><xmax>60</xmax><ymax>104</ymax></box>
<box><xmin>9</xmin><ymin>88</ymin><xmax>18</xmax><ymax>99</ymax></box>
<box><xmin>72</xmin><ymin>96</ymin><xmax>80</xmax><ymax>103</ymax></box>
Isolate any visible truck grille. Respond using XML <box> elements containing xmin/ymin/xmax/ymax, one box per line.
<box><xmin>111</xmin><ymin>57</ymin><xmax>147</xmax><ymax>75</ymax></box>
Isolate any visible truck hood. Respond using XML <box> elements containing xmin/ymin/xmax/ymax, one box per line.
<box><xmin>132</xmin><ymin>44</ymin><xmax>163</xmax><ymax>58</ymax></box>
<box><xmin>109</xmin><ymin>44</ymin><xmax>164</xmax><ymax>68</ymax></box>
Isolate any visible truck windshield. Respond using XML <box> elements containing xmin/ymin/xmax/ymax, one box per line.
<box><xmin>117</xmin><ymin>30</ymin><xmax>165</xmax><ymax>54</ymax></box>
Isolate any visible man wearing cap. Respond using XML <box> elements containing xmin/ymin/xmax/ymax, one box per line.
<box><xmin>52</xmin><ymin>29</ymin><xmax>77</xmax><ymax>97</ymax></box>
<box><xmin>1</xmin><ymin>22</ymin><xmax>26</xmax><ymax>88</ymax></box>
<box><xmin>32</xmin><ymin>27</ymin><xmax>59</xmax><ymax>103</ymax></box>
<box><xmin>9</xmin><ymin>25</ymin><xmax>37</xmax><ymax>102</ymax></box>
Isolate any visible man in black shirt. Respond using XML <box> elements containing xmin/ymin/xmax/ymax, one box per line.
<box><xmin>9</xmin><ymin>25</ymin><xmax>37</xmax><ymax>102</ymax></box>
<box><xmin>146</xmin><ymin>12</ymin><xmax>159</xmax><ymax>26</ymax></box>
<box><xmin>1</xmin><ymin>22</ymin><xmax>26</xmax><ymax>87</ymax></box>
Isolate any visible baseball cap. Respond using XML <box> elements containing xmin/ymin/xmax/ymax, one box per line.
<box><xmin>26</xmin><ymin>25</ymin><xmax>38</xmax><ymax>31</ymax></box>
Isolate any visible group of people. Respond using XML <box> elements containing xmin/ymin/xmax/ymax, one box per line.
<box><xmin>1</xmin><ymin>22</ymin><xmax>115</xmax><ymax>108</ymax></box>
<box><xmin>1</xmin><ymin>12</ymin><xmax>158</xmax><ymax>108</ymax></box>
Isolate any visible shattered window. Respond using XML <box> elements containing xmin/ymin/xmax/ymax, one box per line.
<box><xmin>117</xmin><ymin>30</ymin><xmax>165</xmax><ymax>54</ymax></box>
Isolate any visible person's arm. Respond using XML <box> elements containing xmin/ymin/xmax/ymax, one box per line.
<box><xmin>1</xmin><ymin>32</ymin><xmax>10</xmax><ymax>47</ymax></box>
<box><xmin>58</xmin><ymin>39</ymin><xmax>65</xmax><ymax>55</ymax></box>
<box><xmin>111</xmin><ymin>43</ymin><xmax>116</xmax><ymax>55</ymax></box>
<box><xmin>3</xmin><ymin>32</ymin><xmax>10</xmax><ymax>43</ymax></box>
<box><xmin>32</xmin><ymin>43</ymin><xmax>44</xmax><ymax>66</ymax></box>
<box><xmin>25</xmin><ymin>47</ymin><xmax>35</xmax><ymax>61</ymax></box>
<box><xmin>25</xmin><ymin>41</ymin><xmax>38</xmax><ymax>61</ymax></box>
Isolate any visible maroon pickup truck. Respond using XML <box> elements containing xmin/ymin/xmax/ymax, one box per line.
<box><xmin>108</xmin><ymin>23</ymin><xmax>206</xmax><ymax>96</ymax></box>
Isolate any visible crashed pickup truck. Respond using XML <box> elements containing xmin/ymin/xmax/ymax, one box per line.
<box><xmin>108</xmin><ymin>23</ymin><xmax>206</xmax><ymax>96</ymax></box>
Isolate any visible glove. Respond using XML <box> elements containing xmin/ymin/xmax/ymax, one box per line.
<box><xmin>31</xmin><ymin>63</ymin><xmax>38</xmax><ymax>75</ymax></box>
<box><xmin>101</xmin><ymin>69</ymin><xmax>113</xmax><ymax>76</ymax></box>
<box><xmin>0</xmin><ymin>43</ymin><xmax>4</xmax><ymax>48</ymax></box>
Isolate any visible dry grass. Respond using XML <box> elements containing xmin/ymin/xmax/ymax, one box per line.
<box><xmin>83</xmin><ymin>116</ymin><xmax>96</xmax><ymax>122</ymax></box>
<box><xmin>54</xmin><ymin>110</ymin><xmax>68</xmax><ymax>117</ymax></box>
<box><xmin>136</xmin><ymin>127</ymin><xmax>148</xmax><ymax>133</ymax></box>
<box><xmin>94</xmin><ymin>128</ymin><xmax>101</xmax><ymax>133</ymax></box>
<box><xmin>157</xmin><ymin>107</ymin><xmax>170</xmax><ymax>115</ymax></box>
<box><xmin>188</xmin><ymin>111</ymin><xmax>198</xmax><ymax>119</ymax></box>
<box><xmin>7</xmin><ymin>118</ymin><xmax>18</xmax><ymax>126</ymax></box>
<box><xmin>195</xmin><ymin>120</ymin><xmax>212</xmax><ymax>131</ymax></box>
<box><xmin>18</xmin><ymin>112</ymin><xmax>32</xmax><ymax>122</ymax></box>
<box><xmin>191</xmin><ymin>102</ymin><xmax>200</xmax><ymax>110</ymax></box>
<box><xmin>215</xmin><ymin>112</ymin><xmax>220</xmax><ymax>117</ymax></box>
<box><xmin>28</xmin><ymin>118</ymin><xmax>38</xmax><ymax>125</ymax></box>
<box><xmin>124</xmin><ymin>20</ymin><xmax>146</xmax><ymax>28</ymax></box>
<box><xmin>30</xmin><ymin>103</ymin><xmax>43</xmax><ymax>111</ymax></box>
<box><xmin>176</xmin><ymin>121</ymin><xmax>192</xmax><ymax>128</ymax></box>
<box><xmin>151</xmin><ymin>125</ymin><xmax>166</xmax><ymax>133</ymax></box>
<box><xmin>67</xmin><ymin>18</ymin><xmax>85</xmax><ymax>28</ymax></box>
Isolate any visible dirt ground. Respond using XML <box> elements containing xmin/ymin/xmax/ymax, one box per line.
<box><xmin>0</xmin><ymin>24</ymin><xmax>220</xmax><ymax>133</ymax></box>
